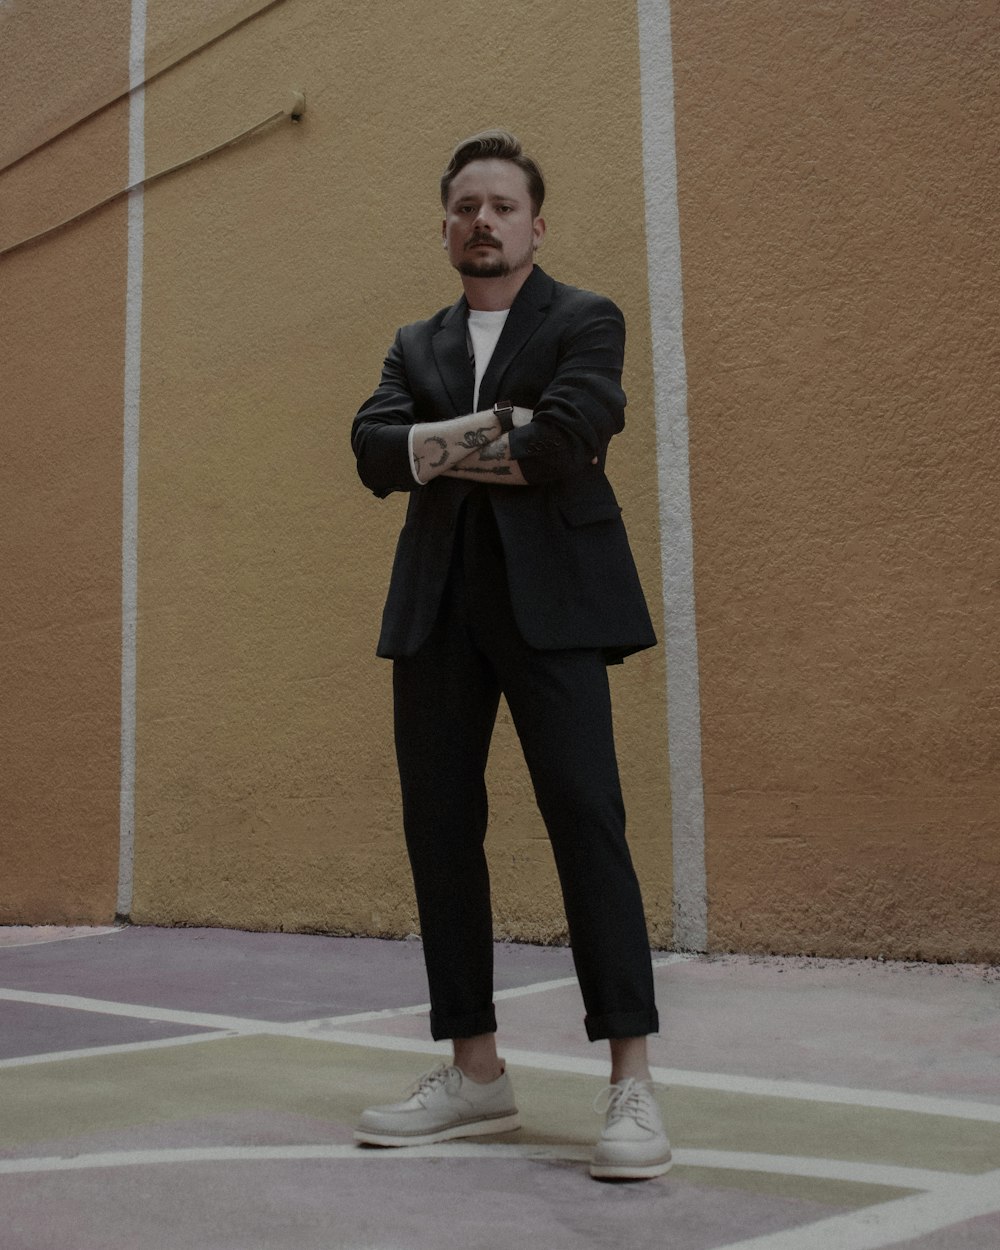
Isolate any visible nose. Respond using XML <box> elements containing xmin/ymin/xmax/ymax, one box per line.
<box><xmin>473</xmin><ymin>204</ymin><xmax>496</xmax><ymax>230</ymax></box>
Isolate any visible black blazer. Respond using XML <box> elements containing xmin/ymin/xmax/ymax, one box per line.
<box><xmin>352</xmin><ymin>266</ymin><xmax>656</xmax><ymax>661</ymax></box>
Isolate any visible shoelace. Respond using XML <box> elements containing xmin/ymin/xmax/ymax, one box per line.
<box><xmin>593</xmin><ymin>1078</ymin><xmax>657</xmax><ymax>1128</ymax></box>
<box><xmin>405</xmin><ymin>1064</ymin><xmax>461</xmax><ymax>1103</ymax></box>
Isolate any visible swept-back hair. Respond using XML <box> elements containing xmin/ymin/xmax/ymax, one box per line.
<box><xmin>440</xmin><ymin>130</ymin><xmax>545</xmax><ymax>216</ymax></box>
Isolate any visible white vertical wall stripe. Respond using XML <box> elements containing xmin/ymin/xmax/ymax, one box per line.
<box><xmin>637</xmin><ymin>0</ymin><xmax>708</xmax><ymax>950</ymax></box>
<box><xmin>118</xmin><ymin>0</ymin><xmax>146</xmax><ymax>917</ymax></box>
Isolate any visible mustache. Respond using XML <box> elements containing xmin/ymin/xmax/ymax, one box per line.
<box><xmin>466</xmin><ymin>233</ymin><xmax>500</xmax><ymax>249</ymax></box>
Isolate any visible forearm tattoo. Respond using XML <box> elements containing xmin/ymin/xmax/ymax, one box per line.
<box><xmin>425</xmin><ymin>436</ymin><xmax>449</xmax><ymax>468</ymax></box>
<box><xmin>458</xmin><ymin>426</ymin><xmax>494</xmax><ymax>451</ymax></box>
<box><xmin>478</xmin><ymin>435</ymin><xmax>508</xmax><ymax>462</ymax></box>
<box><xmin>452</xmin><ymin>464</ymin><xmax>512</xmax><ymax>477</ymax></box>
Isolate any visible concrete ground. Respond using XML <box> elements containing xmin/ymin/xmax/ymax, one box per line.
<box><xmin>1</xmin><ymin>926</ymin><xmax>998</xmax><ymax>1250</ymax></box>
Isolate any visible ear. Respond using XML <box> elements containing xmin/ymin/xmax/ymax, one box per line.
<box><xmin>441</xmin><ymin>219</ymin><xmax>447</xmax><ymax>247</ymax></box>
<box><xmin>532</xmin><ymin>215</ymin><xmax>546</xmax><ymax>250</ymax></box>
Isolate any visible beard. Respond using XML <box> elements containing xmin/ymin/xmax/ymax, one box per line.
<box><xmin>456</xmin><ymin>239</ymin><xmax>535</xmax><ymax>279</ymax></box>
<box><xmin>457</xmin><ymin>254</ymin><xmax>510</xmax><ymax>278</ymax></box>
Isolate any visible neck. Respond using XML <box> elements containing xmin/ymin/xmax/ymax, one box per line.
<box><xmin>461</xmin><ymin>264</ymin><xmax>534</xmax><ymax>312</ymax></box>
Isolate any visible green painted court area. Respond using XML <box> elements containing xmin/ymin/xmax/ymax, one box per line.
<box><xmin>1</xmin><ymin>926</ymin><xmax>998</xmax><ymax>1249</ymax></box>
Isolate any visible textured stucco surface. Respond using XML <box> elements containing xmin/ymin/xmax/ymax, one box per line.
<box><xmin>670</xmin><ymin>1</ymin><xmax>1000</xmax><ymax>957</ymax></box>
<box><xmin>129</xmin><ymin>0</ymin><xmax>672</xmax><ymax>941</ymax></box>
<box><xmin>0</xmin><ymin>0</ymin><xmax>133</xmax><ymax>174</ymax></box>
<box><xmin>1</xmin><ymin>2</ymin><xmax>131</xmax><ymax>922</ymax></box>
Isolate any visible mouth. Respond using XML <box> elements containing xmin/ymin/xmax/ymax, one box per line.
<box><xmin>467</xmin><ymin>237</ymin><xmax>499</xmax><ymax>250</ymax></box>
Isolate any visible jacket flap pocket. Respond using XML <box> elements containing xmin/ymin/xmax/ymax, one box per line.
<box><xmin>558</xmin><ymin>498</ymin><xmax>623</xmax><ymax>527</ymax></box>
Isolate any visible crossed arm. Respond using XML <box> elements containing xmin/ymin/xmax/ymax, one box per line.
<box><xmin>411</xmin><ymin>407</ymin><xmax>534</xmax><ymax>487</ymax></box>
<box><xmin>352</xmin><ymin>296</ymin><xmax>625</xmax><ymax>498</ymax></box>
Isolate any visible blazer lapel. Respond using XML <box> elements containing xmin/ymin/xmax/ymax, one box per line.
<box><xmin>432</xmin><ymin>295</ymin><xmax>474</xmax><ymax>417</ymax></box>
<box><xmin>478</xmin><ymin>266</ymin><xmax>554</xmax><ymax>409</ymax></box>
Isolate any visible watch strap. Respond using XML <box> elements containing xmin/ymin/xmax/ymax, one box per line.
<box><xmin>493</xmin><ymin>399</ymin><xmax>515</xmax><ymax>434</ymax></box>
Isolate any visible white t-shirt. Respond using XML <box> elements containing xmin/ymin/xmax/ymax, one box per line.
<box><xmin>409</xmin><ymin>307</ymin><xmax>511</xmax><ymax>484</ymax></box>
<box><xmin>467</xmin><ymin>308</ymin><xmax>510</xmax><ymax>411</ymax></box>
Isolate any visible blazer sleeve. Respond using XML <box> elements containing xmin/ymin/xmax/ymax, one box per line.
<box><xmin>351</xmin><ymin>330</ymin><xmax>423</xmax><ymax>498</ymax></box>
<box><xmin>507</xmin><ymin>295</ymin><xmax>627</xmax><ymax>485</ymax></box>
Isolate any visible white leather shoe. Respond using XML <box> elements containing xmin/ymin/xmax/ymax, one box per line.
<box><xmin>355</xmin><ymin>1063</ymin><xmax>520</xmax><ymax>1147</ymax></box>
<box><xmin>590</xmin><ymin>1078</ymin><xmax>672</xmax><ymax>1180</ymax></box>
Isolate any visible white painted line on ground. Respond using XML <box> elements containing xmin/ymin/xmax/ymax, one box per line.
<box><xmin>0</xmin><ymin>1032</ymin><xmax>239</xmax><ymax>1070</ymax></box>
<box><xmin>298</xmin><ymin>953</ymin><xmax>692</xmax><ymax>1028</ymax></box>
<box><xmin>293</xmin><ymin>1004</ymin><xmax>431</xmax><ymax>1027</ymax></box>
<box><xmin>0</xmin><ymin>956</ymin><xmax>687</xmax><ymax>1040</ymax></box>
<box><xmin>679</xmin><ymin>1150</ymin><xmax>950</xmax><ymax>1193</ymax></box>
<box><xmin>495</xmin><ymin>974</ymin><xmax>579</xmax><ymax>1000</ymax></box>
<box><xmin>290</xmin><ymin>1032</ymin><xmax>1000</xmax><ymax>1124</ymax></box>
<box><xmin>0</xmin><ymin>927</ymin><xmax>120</xmax><ymax>949</ymax></box>
<box><xmin>0</xmin><ymin>990</ymin><xmax>266</xmax><ymax>1034</ymax></box>
<box><xmin>713</xmin><ymin>1169</ymin><xmax>1000</xmax><ymax>1250</ymax></box>
<box><xmin>296</xmin><ymin>969</ymin><xmax>607</xmax><ymax>1029</ymax></box>
<box><xmin>0</xmin><ymin>988</ymin><xmax>439</xmax><ymax>1043</ymax></box>
<box><xmin>0</xmin><ymin>1143</ymin><xmax>984</xmax><ymax>1196</ymax></box>
<box><xmin>0</xmin><ymin>1142</ymin><xmax>590</xmax><ymax>1174</ymax></box>
<box><xmin>4</xmin><ymin>1140</ymin><xmax>995</xmax><ymax>1247</ymax></box>
<box><xmin>291</xmin><ymin>1000</ymin><xmax>432</xmax><ymax>1030</ymax></box>
<box><xmin>652</xmin><ymin>1067</ymin><xmax>1000</xmax><ymax>1125</ymax></box>
<box><xmin>299</xmin><ymin>1026</ymin><xmax>450</xmax><ymax>1054</ymax></box>
<box><xmin>5</xmin><ymin>988</ymin><xmax>999</xmax><ymax>1126</ymax></box>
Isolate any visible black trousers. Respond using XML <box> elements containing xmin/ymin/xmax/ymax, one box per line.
<box><xmin>392</xmin><ymin>494</ymin><xmax>659</xmax><ymax>1043</ymax></box>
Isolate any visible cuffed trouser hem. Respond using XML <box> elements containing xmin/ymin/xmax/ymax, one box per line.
<box><xmin>430</xmin><ymin>1005</ymin><xmax>498</xmax><ymax>1042</ymax></box>
<box><xmin>584</xmin><ymin>1008</ymin><xmax>660</xmax><ymax>1043</ymax></box>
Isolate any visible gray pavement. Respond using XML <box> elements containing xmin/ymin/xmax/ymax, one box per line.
<box><xmin>1</xmin><ymin>925</ymin><xmax>998</xmax><ymax>1250</ymax></box>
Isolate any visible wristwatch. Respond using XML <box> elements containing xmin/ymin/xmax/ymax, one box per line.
<box><xmin>493</xmin><ymin>399</ymin><xmax>515</xmax><ymax>434</ymax></box>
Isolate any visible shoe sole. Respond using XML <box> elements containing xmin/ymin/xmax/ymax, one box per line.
<box><xmin>354</xmin><ymin>1111</ymin><xmax>522</xmax><ymax>1148</ymax></box>
<box><xmin>590</xmin><ymin>1153</ymin><xmax>673</xmax><ymax>1181</ymax></box>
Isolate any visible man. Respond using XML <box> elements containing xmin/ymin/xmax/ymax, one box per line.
<box><xmin>351</xmin><ymin>130</ymin><xmax>669</xmax><ymax>1181</ymax></box>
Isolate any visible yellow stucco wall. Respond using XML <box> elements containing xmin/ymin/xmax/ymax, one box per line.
<box><xmin>0</xmin><ymin>0</ymin><xmax>132</xmax><ymax>923</ymax></box>
<box><xmin>670</xmin><ymin>1</ymin><xmax>1000</xmax><ymax>959</ymax></box>
<box><xmin>129</xmin><ymin>0</ymin><xmax>672</xmax><ymax>941</ymax></box>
